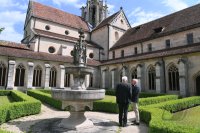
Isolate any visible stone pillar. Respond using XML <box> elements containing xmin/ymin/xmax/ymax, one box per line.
<box><xmin>85</xmin><ymin>74</ymin><xmax>90</xmax><ymax>88</ymax></box>
<box><xmin>178</xmin><ymin>58</ymin><xmax>187</xmax><ymax>97</ymax></box>
<box><xmin>7</xmin><ymin>60</ymin><xmax>16</xmax><ymax>90</ymax></box>
<box><xmin>155</xmin><ymin>62</ymin><xmax>161</xmax><ymax>93</ymax></box>
<box><xmin>95</xmin><ymin>5</ymin><xmax>100</xmax><ymax>26</ymax></box>
<box><xmin>58</xmin><ymin>65</ymin><xmax>65</xmax><ymax>88</ymax></box>
<box><xmin>70</xmin><ymin>74</ymin><xmax>74</xmax><ymax>87</ymax></box>
<box><xmin>136</xmin><ymin>64</ymin><xmax>142</xmax><ymax>91</ymax></box>
<box><xmin>111</xmin><ymin>70</ymin><xmax>115</xmax><ymax>89</ymax></box>
<box><xmin>44</xmin><ymin>64</ymin><xmax>50</xmax><ymax>89</ymax></box>
<box><xmin>102</xmin><ymin>70</ymin><xmax>105</xmax><ymax>88</ymax></box>
<box><xmin>27</xmin><ymin>62</ymin><xmax>34</xmax><ymax>89</ymax></box>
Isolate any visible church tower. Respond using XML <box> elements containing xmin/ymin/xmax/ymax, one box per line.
<box><xmin>81</xmin><ymin>0</ymin><xmax>108</xmax><ymax>28</ymax></box>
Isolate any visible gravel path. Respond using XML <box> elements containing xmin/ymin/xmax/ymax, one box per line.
<box><xmin>0</xmin><ymin>104</ymin><xmax>148</xmax><ymax>133</ymax></box>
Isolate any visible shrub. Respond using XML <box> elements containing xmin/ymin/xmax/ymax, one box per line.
<box><xmin>0</xmin><ymin>91</ymin><xmax>41</xmax><ymax>124</ymax></box>
<box><xmin>0</xmin><ymin>91</ymin><xmax>11</xmax><ymax>96</ymax></box>
<box><xmin>140</xmin><ymin>96</ymin><xmax>200</xmax><ymax>133</ymax></box>
<box><xmin>27</xmin><ymin>90</ymin><xmax>62</xmax><ymax>110</ymax></box>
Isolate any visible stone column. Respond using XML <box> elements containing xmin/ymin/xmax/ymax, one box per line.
<box><xmin>7</xmin><ymin>60</ymin><xmax>16</xmax><ymax>90</ymax></box>
<box><xmin>111</xmin><ymin>70</ymin><xmax>115</xmax><ymax>89</ymax></box>
<box><xmin>58</xmin><ymin>65</ymin><xmax>65</xmax><ymax>88</ymax></box>
<box><xmin>102</xmin><ymin>70</ymin><xmax>105</xmax><ymax>88</ymax></box>
<box><xmin>70</xmin><ymin>74</ymin><xmax>74</xmax><ymax>87</ymax></box>
<box><xmin>178</xmin><ymin>58</ymin><xmax>187</xmax><ymax>97</ymax></box>
<box><xmin>27</xmin><ymin>62</ymin><xmax>34</xmax><ymax>89</ymax></box>
<box><xmin>136</xmin><ymin>64</ymin><xmax>142</xmax><ymax>91</ymax></box>
<box><xmin>155</xmin><ymin>62</ymin><xmax>161</xmax><ymax>93</ymax></box>
<box><xmin>44</xmin><ymin>64</ymin><xmax>50</xmax><ymax>89</ymax></box>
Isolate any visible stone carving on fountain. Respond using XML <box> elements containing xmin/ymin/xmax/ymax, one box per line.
<box><xmin>51</xmin><ymin>28</ymin><xmax>105</xmax><ymax>130</ymax></box>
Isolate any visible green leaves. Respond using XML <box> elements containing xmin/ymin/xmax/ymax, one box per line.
<box><xmin>0</xmin><ymin>27</ymin><xmax>5</xmax><ymax>34</ymax></box>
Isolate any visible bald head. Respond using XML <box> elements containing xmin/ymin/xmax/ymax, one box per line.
<box><xmin>132</xmin><ymin>79</ymin><xmax>138</xmax><ymax>86</ymax></box>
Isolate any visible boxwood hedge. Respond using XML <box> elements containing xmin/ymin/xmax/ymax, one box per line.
<box><xmin>0</xmin><ymin>90</ymin><xmax>41</xmax><ymax>124</ymax></box>
<box><xmin>27</xmin><ymin>90</ymin><xmax>62</xmax><ymax>110</ymax></box>
<box><xmin>140</xmin><ymin>96</ymin><xmax>200</xmax><ymax>133</ymax></box>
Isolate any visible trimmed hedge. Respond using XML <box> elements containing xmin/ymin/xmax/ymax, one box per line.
<box><xmin>0</xmin><ymin>91</ymin><xmax>41</xmax><ymax>124</ymax></box>
<box><xmin>0</xmin><ymin>91</ymin><xmax>11</xmax><ymax>96</ymax></box>
<box><xmin>105</xmin><ymin>89</ymin><xmax>166</xmax><ymax>98</ymax></box>
<box><xmin>27</xmin><ymin>90</ymin><xmax>62</xmax><ymax>110</ymax></box>
<box><xmin>140</xmin><ymin>96</ymin><xmax>200</xmax><ymax>133</ymax></box>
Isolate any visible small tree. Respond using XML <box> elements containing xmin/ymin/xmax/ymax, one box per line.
<box><xmin>0</xmin><ymin>27</ymin><xmax>5</xmax><ymax>34</ymax></box>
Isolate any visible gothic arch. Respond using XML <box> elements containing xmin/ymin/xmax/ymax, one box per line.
<box><xmin>14</xmin><ymin>64</ymin><xmax>26</xmax><ymax>87</ymax></box>
<box><xmin>0</xmin><ymin>62</ymin><xmax>7</xmax><ymax>86</ymax></box>
<box><xmin>130</xmin><ymin>67</ymin><xmax>137</xmax><ymax>80</ymax></box>
<box><xmin>167</xmin><ymin>63</ymin><xmax>180</xmax><ymax>91</ymax></box>
<box><xmin>49</xmin><ymin>67</ymin><xmax>57</xmax><ymax>87</ymax></box>
<box><xmin>147</xmin><ymin>65</ymin><xmax>156</xmax><ymax>90</ymax></box>
<box><xmin>33</xmin><ymin>65</ymin><xmax>42</xmax><ymax>87</ymax></box>
<box><xmin>193</xmin><ymin>71</ymin><xmax>200</xmax><ymax>95</ymax></box>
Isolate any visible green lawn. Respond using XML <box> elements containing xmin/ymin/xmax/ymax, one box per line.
<box><xmin>171</xmin><ymin>106</ymin><xmax>200</xmax><ymax>128</ymax></box>
<box><xmin>0</xmin><ymin>96</ymin><xmax>15</xmax><ymax>106</ymax></box>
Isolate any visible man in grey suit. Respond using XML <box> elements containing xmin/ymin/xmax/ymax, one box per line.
<box><xmin>131</xmin><ymin>79</ymin><xmax>140</xmax><ymax>125</ymax></box>
<box><xmin>116</xmin><ymin>76</ymin><xmax>132</xmax><ymax>127</ymax></box>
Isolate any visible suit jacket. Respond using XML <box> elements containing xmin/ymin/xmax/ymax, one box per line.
<box><xmin>116</xmin><ymin>82</ymin><xmax>132</xmax><ymax>104</ymax></box>
<box><xmin>131</xmin><ymin>85</ymin><xmax>140</xmax><ymax>103</ymax></box>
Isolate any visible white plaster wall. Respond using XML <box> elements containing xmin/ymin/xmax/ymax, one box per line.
<box><xmin>91</xmin><ymin>26</ymin><xmax>108</xmax><ymax>60</ymax></box>
<box><xmin>34</xmin><ymin>19</ymin><xmax>90</xmax><ymax>40</ymax></box>
<box><xmin>111</xmin><ymin>12</ymin><xmax>130</xmax><ymax>30</ymax></box>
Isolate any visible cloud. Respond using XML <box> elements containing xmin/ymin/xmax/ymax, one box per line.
<box><xmin>128</xmin><ymin>7</ymin><xmax>164</xmax><ymax>27</ymax></box>
<box><xmin>107</xmin><ymin>4</ymin><xmax>115</xmax><ymax>15</ymax></box>
<box><xmin>0</xmin><ymin>11</ymin><xmax>26</xmax><ymax>42</ymax></box>
<box><xmin>162</xmin><ymin>0</ymin><xmax>188</xmax><ymax>11</ymax></box>
<box><xmin>51</xmin><ymin>0</ymin><xmax>84</xmax><ymax>8</ymax></box>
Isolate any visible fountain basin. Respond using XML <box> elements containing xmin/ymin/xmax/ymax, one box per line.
<box><xmin>65</xmin><ymin>66</ymin><xmax>95</xmax><ymax>75</ymax></box>
<box><xmin>52</xmin><ymin>89</ymin><xmax>105</xmax><ymax>102</ymax></box>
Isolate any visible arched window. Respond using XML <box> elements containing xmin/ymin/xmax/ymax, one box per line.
<box><xmin>168</xmin><ymin>64</ymin><xmax>180</xmax><ymax>91</ymax></box>
<box><xmin>0</xmin><ymin>62</ymin><xmax>7</xmax><ymax>86</ymax></box>
<box><xmin>49</xmin><ymin>67</ymin><xmax>57</xmax><ymax>87</ymax></box>
<box><xmin>33</xmin><ymin>66</ymin><xmax>42</xmax><ymax>87</ymax></box>
<box><xmin>64</xmin><ymin>73</ymin><xmax>70</xmax><ymax>87</ymax></box>
<box><xmin>89</xmin><ymin>74</ymin><xmax>93</xmax><ymax>87</ymax></box>
<box><xmin>131</xmin><ymin>68</ymin><xmax>137</xmax><ymax>79</ymax></box>
<box><xmin>14</xmin><ymin>64</ymin><xmax>25</xmax><ymax>87</ymax></box>
<box><xmin>148</xmin><ymin>66</ymin><xmax>156</xmax><ymax>90</ymax></box>
<box><xmin>115</xmin><ymin>31</ymin><xmax>119</xmax><ymax>40</ymax></box>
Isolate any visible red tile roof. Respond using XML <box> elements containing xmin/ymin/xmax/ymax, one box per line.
<box><xmin>0</xmin><ymin>40</ymin><xmax>30</xmax><ymax>50</ymax></box>
<box><xmin>111</xmin><ymin>4</ymin><xmax>200</xmax><ymax>50</ymax></box>
<box><xmin>31</xmin><ymin>1</ymin><xmax>89</xmax><ymax>31</ymax></box>
<box><xmin>102</xmin><ymin>43</ymin><xmax>200</xmax><ymax>65</ymax></box>
<box><xmin>0</xmin><ymin>40</ymin><xmax>101</xmax><ymax>66</ymax></box>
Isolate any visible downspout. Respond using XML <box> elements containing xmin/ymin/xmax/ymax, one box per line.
<box><xmin>107</xmin><ymin>25</ymin><xmax>110</xmax><ymax>60</ymax></box>
<box><xmin>38</xmin><ymin>36</ymin><xmax>40</xmax><ymax>52</ymax></box>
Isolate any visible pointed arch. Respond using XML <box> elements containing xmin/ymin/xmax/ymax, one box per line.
<box><xmin>168</xmin><ymin>64</ymin><xmax>179</xmax><ymax>91</ymax></box>
<box><xmin>0</xmin><ymin>62</ymin><xmax>7</xmax><ymax>86</ymax></box>
<box><xmin>33</xmin><ymin>65</ymin><xmax>42</xmax><ymax>87</ymax></box>
<box><xmin>49</xmin><ymin>67</ymin><xmax>57</xmax><ymax>87</ymax></box>
<box><xmin>131</xmin><ymin>67</ymin><xmax>137</xmax><ymax>79</ymax></box>
<box><xmin>193</xmin><ymin>71</ymin><xmax>200</xmax><ymax>95</ymax></box>
<box><xmin>14</xmin><ymin>64</ymin><xmax>26</xmax><ymax>87</ymax></box>
<box><xmin>147</xmin><ymin>65</ymin><xmax>156</xmax><ymax>90</ymax></box>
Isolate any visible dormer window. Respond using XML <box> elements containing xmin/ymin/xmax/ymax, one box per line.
<box><xmin>45</xmin><ymin>25</ymin><xmax>50</xmax><ymax>30</ymax></box>
<box><xmin>154</xmin><ymin>27</ymin><xmax>164</xmax><ymax>33</ymax></box>
<box><xmin>135</xmin><ymin>26</ymin><xmax>140</xmax><ymax>30</ymax></box>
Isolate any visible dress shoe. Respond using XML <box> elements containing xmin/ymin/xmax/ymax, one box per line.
<box><xmin>131</xmin><ymin>122</ymin><xmax>140</xmax><ymax>126</ymax></box>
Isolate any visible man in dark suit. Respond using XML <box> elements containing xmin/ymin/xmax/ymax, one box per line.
<box><xmin>131</xmin><ymin>79</ymin><xmax>140</xmax><ymax>125</ymax></box>
<box><xmin>116</xmin><ymin>76</ymin><xmax>132</xmax><ymax>127</ymax></box>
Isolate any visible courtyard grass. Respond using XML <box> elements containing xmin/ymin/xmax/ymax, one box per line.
<box><xmin>171</xmin><ymin>106</ymin><xmax>200</xmax><ymax>128</ymax></box>
<box><xmin>0</xmin><ymin>96</ymin><xmax>15</xmax><ymax>106</ymax></box>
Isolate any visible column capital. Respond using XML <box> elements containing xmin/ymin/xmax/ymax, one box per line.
<box><xmin>60</xmin><ymin>65</ymin><xmax>65</xmax><ymax>69</ymax></box>
<box><xmin>9</xmin><ymin>60</ymin><xmax>16</xmax><ymax>65</ymax></box>
<box><xmin>45</xmin><ymin>64</ymin><xmax>50</xmax><ymax>68</ymax></box>
<box><xmin>28</xmin><ymin>62</ymin><xmax>34</xmax><ymax>67</ymax></box>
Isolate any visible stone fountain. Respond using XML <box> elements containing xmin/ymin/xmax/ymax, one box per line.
<box><xmin>51</xmin><ymin>29</ymin><xmax>105</xmax><ymax>130</ymax></box>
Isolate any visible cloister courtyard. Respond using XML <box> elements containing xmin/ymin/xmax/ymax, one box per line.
<box><xmin>0</xmin><ymin>90</ymin><xmax>200</xmax><ymax>133</ymax></box>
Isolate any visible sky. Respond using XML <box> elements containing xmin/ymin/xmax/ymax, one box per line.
<box><xmin>0</xmin><ymin>0</ymin><xmax>200</xmax><ymax>43</ymax></box>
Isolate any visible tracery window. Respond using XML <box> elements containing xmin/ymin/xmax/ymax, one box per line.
<box><xmin>49</xmin><ymin>67</ymin><xmax>57</xmax><ymax>87</ymax></box>
<box><xmin>14</xmin><ymin>64</ymin><xmax>25</xmax><ymax>87</ymax></box>
<box><xmin>131</xmin><ymin>68</ymin><xmax>137</xmax><ymax>79</ymax></box>
<box><xmin>33</xmin><ymin>66</ymin><xmax>42</xmax><ymax>87</ymax></box>
<box><xmin>168</xmin><ymin>64</ymin><xmax>180</xmax><ymax>91</ymax></box>
<box><xmin>148</xmin><ymin>66</ymin><xmax>156</xmax><ymax>90</ymax></box>
<box><xmin>0</xmin><ymin>62</ymin><xmax>6</xmax><ymax>86</ymax></box>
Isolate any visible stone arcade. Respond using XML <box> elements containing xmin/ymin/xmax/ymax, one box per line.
<box><xmin>1</xmin><ymin>0</ymin><xmax>200</xmax><ymax>96</ymax></box>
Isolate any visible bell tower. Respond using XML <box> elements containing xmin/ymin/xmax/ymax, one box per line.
<box><xmin>81</xmin><ymin>0</ymin><xmax>108</xmax><ymax>28</ymax></box>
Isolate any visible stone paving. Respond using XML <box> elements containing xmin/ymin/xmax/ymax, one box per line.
<box><xmin>0</xmin><ymin>104</ymin><xmax>148</xmax><ymax>133</ymax></box>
